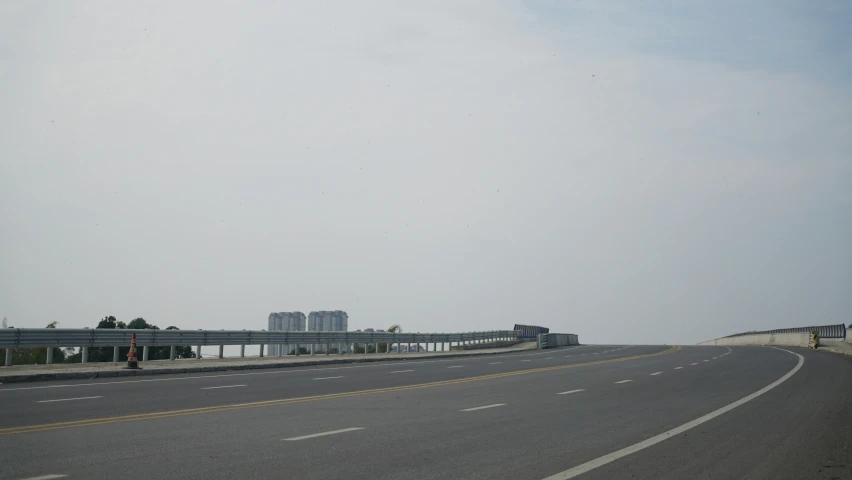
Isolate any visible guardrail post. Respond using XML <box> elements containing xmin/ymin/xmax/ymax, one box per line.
<box><xmin>407</xmin><ymin>342</ymin><xmax>411</xmax><ymax>353</ymax></box>
<box><xmin>259</xmin><ymin>344</ymin><xmax>265</xmax><ymax>357</ymax></box>
<box><xmin>113</xmin><ymin>346</ymin><xmax>120</xmax><ymax>362</ymax></box>
<box><xmin>81</xmin><ymin>346</ymin><xmax>89</xmax><ymax>363</ymax></box>
<box><xmin>46</xmin><ymin>347</ymin><xmax>54</xmax><ymax>364</ymax></box>
<box><xmin>170</xmin><ymin>346</ymin><xmax>176</xmax><ymax>360</ymax></box>
<box><xmin>143</xmin><ymin>345</ymin><xmax>150</xmax><ymax>361</ymax></box>
<box><xmin>5</xmin><ymin>348</ymin><xmax>12</xmax><ymax>366</ymax></box>
<box><xmin>218</xmin><ymin>345</ymin><xmax>224</xmax><ymax>359</ymax></box>
<box><xmin>311</xmin><ymin>344</ymin><xmax>315</xmax><ymax>356</ymax></box>
<box><xmin>295</xmin><ymin>344</ymin><xmax>300</xmax><ymax>356</ymax></box>
<box><xmin>240</xmin><ymin>345</ymin><xmax>245</xmax><ymax>358</ymax></box>
<box><xmin>326</xmin><ymin>343</ymin><xmax>330</xmax><ymax>355</ymax></box>
<box><xmin>196</xmin><ymin>345</ymin><xmax>202</xmax><ymax>359</ymax></box>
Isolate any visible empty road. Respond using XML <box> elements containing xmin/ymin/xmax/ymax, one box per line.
<box><xmin>1</xmin><ymin>344</ymin><xmax>851</xmax><ymax>480</ymax></box>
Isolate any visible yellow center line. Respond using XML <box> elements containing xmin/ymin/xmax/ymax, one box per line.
<box><xmin>1</xmin><ymin>346</ymin><xmax>679</xmax><ymax>435</ymax></box>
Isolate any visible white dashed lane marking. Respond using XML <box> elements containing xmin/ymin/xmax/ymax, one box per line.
<box><xmin>283</xmin><ymin>428</ymin><xmax>363</xmax><ymax>441</ymax></box>
<box><xmin>36</xmin><ymin>396</ymin><xmax>103</xmax><ymax>403</ymax></box>
<box><xmin>461</xmin><ymin>404</ymin><xmax>506</xmax><ymax>412</ymax></box>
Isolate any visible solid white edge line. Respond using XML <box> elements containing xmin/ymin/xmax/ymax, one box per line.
<box><xmin>557</xmin><ymin>389</ymin><xmax>586</xmax><ymax>395</ymax></box>
<box><xmin>36</xmin><ymin>396</ymin><xmax>103</xmax><ymax>403</ymax></box>
<box><xmin>541</xmin><ymin>347</ymin><xmax>804</xmax><ymax>480</ymax></box>
<box><xmin>460</xmin><ymin>403</ymin><xmax>506</xmax><ymax>412</ymax></box>
<box><xmin>313</xmin><ymin>376</ymin><xmax>344</xmax><ymax>380</ymax></box>
<box><xmin>200</xmin><ymin>384</ymin><xmax>246</xmax><ymax>390</ymax></box>
<box><xmin>283</xmin><ymin>427</ymin><xmax>363</xmax><ymax>441</ymax></box>
<box><xmin>19</xmin><ymin>475</ymin><xmax>67</xmax><ymax>480</ymax></box>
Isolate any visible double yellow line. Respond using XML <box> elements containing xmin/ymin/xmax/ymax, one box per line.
<box><xmin>1</xmin><ymin>346</ymin><xmax>679</xmax><ymax>435</ymax></box>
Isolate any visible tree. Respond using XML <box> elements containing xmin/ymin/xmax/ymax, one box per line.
<box><xmin>63</xmin><ymin>316</ymin><xmax>194</xmax><ymax>362</ymax></box>
<box><xmin>97</xmin><ymin>316</ymin><xmax>118</xmax><ymax>329</ymax></box>
<box><xmin>127</xmin><ymin>317</ymin><xmax>153</xmax><ymax>330</ymax></box>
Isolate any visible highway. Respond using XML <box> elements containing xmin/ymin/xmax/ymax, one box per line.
<box><xmin>1</xmin><ymin>344</ymin><xmax>851</xmax><ymax>480</ymax></box>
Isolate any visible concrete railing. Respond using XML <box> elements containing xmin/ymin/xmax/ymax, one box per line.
<box><xmin>538</xmin><ymin>333</ymin><xmax>579</xmax><ymax>349</ymax></box>
<box><xmin>697</xmin><ymin>333</ymin><xmax>811</xmax><ymax>348</ymax></box>
<box><xmin>1</xmin><ymin>328</ymin><xmax>519</xmax><ymax>366</ymax></box>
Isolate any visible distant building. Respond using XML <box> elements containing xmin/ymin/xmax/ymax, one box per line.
<box><xmin>308</xmin><ymin>311</ymin><xmax>348</xmax><ymax>353</ymax></box>
<box><xmin>308</xmin><ymin>310</ymin><xmax>348</xmax><ymax>332</ymax></box>
<box><xmin>268</xmin><ymin>312</ymin><xmax>306</xmax><ymax>355</ymax></box>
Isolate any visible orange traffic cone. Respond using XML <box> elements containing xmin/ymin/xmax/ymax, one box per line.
<box><xmin>124</xmin><ymin>333</ymin><xmax>141</xmax><ymax>369</ymax></box>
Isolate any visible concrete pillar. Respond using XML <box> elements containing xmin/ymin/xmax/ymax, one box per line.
<box><xmin>197</xmin><ymin>345</ymin><xmax>203</xmax><ymax>359</ymax></box>
<box><xmin>113</xmin><ymin>346</ymin><xmax>120</xmax><ymax>362</ymax></box>
<box><xmin>81</xmin><ymin>346</ymin><xmax>89</xmax><ymax>363</ymax></box>
<box><xmin>218</xmin><ymin>345</ymin><xmax>224</xmax><ymax>359</ymax></box>
<box><xmin>46</xmin><ymin>347</ymin><xmax>54</xmax><ymax>364</ymax></box>
<box><xmin>240</xmin><ymin>345</ymin><xmax>245</xmax><ymax>358</ymax></box>
<box><xmin>170</xmin><ymin>346</ymin><xmax>177</xmax><ymax>360</ymax></box>
<box><xmin>4</xmin><ymin>348</ymin><xmax>12</xmax><ymax>366</ymax></box>
<box><xmin>143</xmin><ymin>345</ymin><xmax>150</xmax><ymax>361</ymax></box>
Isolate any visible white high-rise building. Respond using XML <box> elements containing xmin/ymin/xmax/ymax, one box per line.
<box><xmin>308</xmin><ymin>310</ymin><xmax>348</xmax><ymax>353</ymax></box>
<box><xmin>267</xmin><ymin>312</ymin><xmax>306</xmax><ymax>355</ymax></box>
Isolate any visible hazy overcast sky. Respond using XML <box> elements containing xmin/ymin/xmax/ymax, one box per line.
<box><xmin>1</xmin><ymin>1</ymin><xmax>850</xmax><ymax>345</ymax></box>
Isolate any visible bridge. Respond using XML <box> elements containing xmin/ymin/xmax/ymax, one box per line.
<box><xmin>0</xmin><ymin>325</ymin><xmax>850</xmax><ymax>479</ymax></box>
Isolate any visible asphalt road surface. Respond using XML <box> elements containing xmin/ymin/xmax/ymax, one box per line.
<box><xmin>1</xmin><ymin>344</ymin><xmax>851</xmax><ymax>480</ymax></box>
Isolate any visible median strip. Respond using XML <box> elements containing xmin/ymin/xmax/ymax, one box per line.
<box><xmin>0</xmin><ymin>346</ymin><xmax>679</xmax><ymax>436</ymax></box>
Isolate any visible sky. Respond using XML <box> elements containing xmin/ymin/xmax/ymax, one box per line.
<box><xmin>1</xmin><ymin>0</ymin><xmax>850</xmax><ymax>345</ymax></box>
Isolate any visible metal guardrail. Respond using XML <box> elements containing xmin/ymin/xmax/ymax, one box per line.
<box><xmin>724</xmin><ymin>324</ymin><xmax>845</xmax><ymax>340</ymax></box>
<box><xmin>0</xmin><ymin>328</ymin><xmax>518</xmax><ymax>349</ymax></box>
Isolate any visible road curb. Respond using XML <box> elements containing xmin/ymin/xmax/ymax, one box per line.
<box><xmin>0</xmin><ymin>345</ymin><xmax>539</xmax><ymax>384</ymax></box>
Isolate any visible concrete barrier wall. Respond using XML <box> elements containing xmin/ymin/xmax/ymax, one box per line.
<box><xmin>697</xmin><ymin>333</ymin><xmax>810</xmax><ymax>348</ymax></box>
<box><xmin>543</xmin><ymin>334</ymin><xmax>579</xmax><ymax>347</ymax></box>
